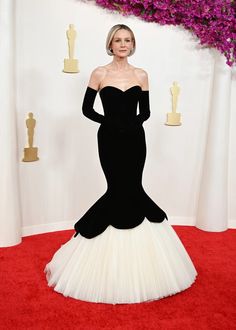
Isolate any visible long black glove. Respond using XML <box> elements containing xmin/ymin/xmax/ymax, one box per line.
<box><xmin>82</xmin><ymin>87</ymin><xmax>120</xmax><ymax>131</ymax></box>
<box><xmin>135</xmin><ymin>90</ymin><xmax>150</xmax><ymax>124</ymax></box>
<box><xmin>82</xmin><ymin>87</ymin><xmax>105</xmax><ymax>124</ymax></box>
<box><xmin>82</xmin><ymin>87</ymin><xmax>121</xmax><ymax>133</ymax></box>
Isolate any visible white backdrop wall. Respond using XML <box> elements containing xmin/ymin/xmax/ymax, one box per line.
<box><xmin>1</xmin><ymin>0</ymin><xmax>235</xmax><ymax>245</ymax></box>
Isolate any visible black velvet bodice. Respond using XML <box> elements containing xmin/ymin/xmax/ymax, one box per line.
<box><xmin>100</xmin><ymin>85</ymin><xmax>139</xmax><ymax>121</ymax></box>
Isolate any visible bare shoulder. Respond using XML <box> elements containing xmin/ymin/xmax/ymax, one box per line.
<box><xmin>88</xmin><ymin>66</ymin><xmax>107</xmax><ymax>90</ymax></box>
<box><xmin>90</xmin><ymin>66</ymin><xmax>107</xmax><ymax>81</ymax></box>
<box><xmin>134</xmin><ymin>67</ymin><xmax>148</xmax><ymax>79</ymax></box>
<box><xmin>133</xmin><ymin>67</ymin><xmax>149</xmax><ymax>90</ymax></box>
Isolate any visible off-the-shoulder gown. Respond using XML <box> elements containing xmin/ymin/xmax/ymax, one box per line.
<box><xmin>45</xmin><ymin>85</ymin><xmax>197</xmax><ymax>304</ymax></box>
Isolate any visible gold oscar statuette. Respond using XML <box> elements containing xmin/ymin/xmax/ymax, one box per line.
<box><xmin>22</xmin><ymin>112</ymin><xmax>39</xmax><ymax>162</ymax></box>
<box><xmin>165</xmin><ymin>81</ymin><xmax>182</xmax><ymax>126</ymax></box>
<box><xmin>63</xmin><ymin>24</ymin><xmax>79</xmax><ymax>73</ymax></box>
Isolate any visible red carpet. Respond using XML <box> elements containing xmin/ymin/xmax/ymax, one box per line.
<box><xmin>1</xmin><ymin>225</ymin><xmax>236</xmax><ymax>330</ymax></box>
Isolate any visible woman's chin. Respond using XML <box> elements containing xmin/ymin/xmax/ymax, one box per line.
<box><xmin>114</xmin><ymin>53</ymin><xmax>129</xmax><ymax>58</ymax></box>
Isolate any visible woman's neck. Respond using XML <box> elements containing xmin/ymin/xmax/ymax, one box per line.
<box><xmin>110</xmin><ymin>57</ymin><xmax>130</xmax><ymax>71</ymax></box>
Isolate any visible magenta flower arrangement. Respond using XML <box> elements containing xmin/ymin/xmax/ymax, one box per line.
<box><xmin>94</xmin><ymin>0</ymin><xmax>236</xmax><ymax>66</ymax></box>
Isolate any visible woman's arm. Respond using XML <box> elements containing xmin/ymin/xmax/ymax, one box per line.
<box><xmin>134</xmin><ymin>68</ymin><xmax>149</xmax><ymax>91</ymax></box>
<box><xmin>135</xmin><ymin>69</ymin><xmax>150</xmax><ymax>124</ymax></box>
<box><xmin>87</xmin><ymin>67</ymin><xmax>106</xmax><ymax>91</ymax></box>
<box><xmin>82</xmin><ymin>67</ymin><xmax>106</xmax><ymax>123</ymax></box>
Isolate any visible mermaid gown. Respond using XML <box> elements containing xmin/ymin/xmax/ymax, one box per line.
<box><xmin>45</xmin><ymin>85</ymin><xmax>197</xmax><ymax>304</ymax></box>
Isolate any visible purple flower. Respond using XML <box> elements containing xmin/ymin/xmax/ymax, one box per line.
<box><xmin>94</xmin><ymin>0</ymin><xmax>236</xmax><ymax>66</ymax></box>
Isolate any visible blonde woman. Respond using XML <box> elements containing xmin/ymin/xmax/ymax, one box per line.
<box><xmin>45</xmin><ymin>24</ymin><xmax>197</xmax><ymax>304</ymax></box>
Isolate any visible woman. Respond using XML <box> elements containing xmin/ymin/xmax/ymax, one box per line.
<box><xmin>45</xmin><ymin>24</ymin><xmax>197</xmax><ymax>304</ymax></box>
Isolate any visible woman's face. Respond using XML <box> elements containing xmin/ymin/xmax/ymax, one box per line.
<box><xmin>110</xmin><ymin>29</ymin><xmax>133</xmax><ymax>58</ymax></box>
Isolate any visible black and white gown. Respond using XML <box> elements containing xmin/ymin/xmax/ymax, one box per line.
<box><xmin>45</xmin><ymin>85</ymin><xmax>197</xmax><ymax>304</ymax></box>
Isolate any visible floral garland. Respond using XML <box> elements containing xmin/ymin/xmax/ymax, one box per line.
<box><xmin>94</xmin><ymin>0</ymin><xmax>236</xmax><ymax>66</ymax></box>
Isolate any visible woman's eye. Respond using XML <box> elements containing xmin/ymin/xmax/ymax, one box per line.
<box><xmin>114</xmin><ymin>39</ymin><xmax>131</xmax><ymax>42</ymax></box>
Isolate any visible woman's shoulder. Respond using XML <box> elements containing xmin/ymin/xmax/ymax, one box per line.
<box><xmin>132</xmin><ymin>67</ymin><xmax>149</xmax><ymax>89</ymax></box>
<box><xmin>90</xmin><ymin>66</ymin><xmax>108</xmax><ymax>78</ymax></box>
<box><xmin>133</xmin><ymin>67</ymin><xmax>148</xmax><ymax>79</ymax></box>
<box><xmin>88</xmin><ymin>66</ymin><xmax>107</xmax><ymax>89</ymax></box>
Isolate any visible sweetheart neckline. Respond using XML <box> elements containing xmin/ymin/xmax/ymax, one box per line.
<box><xmin>99</xmin><ymin>85</ymin><xmax>142</xmax><ymax>93</ymax></box>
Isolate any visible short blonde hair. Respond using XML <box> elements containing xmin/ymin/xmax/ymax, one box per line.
<box><xmin>106</xmin><ymin>24</ymin><xmax>136</xmax><ymax>56</ymax></box>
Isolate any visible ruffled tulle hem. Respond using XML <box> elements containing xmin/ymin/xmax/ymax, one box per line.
<box><xmin>45</xmin><ymin>219</ymin><xmax>197</xmax><ymax>304</ymax></box>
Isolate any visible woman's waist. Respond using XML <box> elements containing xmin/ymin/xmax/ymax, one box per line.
<box><xmin>99</xmin><ymin>119</ymin><xmax>144</xmax><ymax>137</ymax></box>
<box><xmin>105</xmin><ymin>115</ymin><xmax>141</xmax><ymax>125</ymax></box>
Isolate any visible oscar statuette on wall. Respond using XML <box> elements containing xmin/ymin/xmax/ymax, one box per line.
<box><xmin>63</xmin><ymin>24</ymin><xmax>79</xmax><ymax>73</ymax></box>
<box><xmin>165</xmin><ymin>81</ymin><xmax>182</xmax><ymax>126</ymax></box>
<box><xmin>22</xmin><ymin>113</ymin><xmax>39</xmax><ymax>162</ymax></box>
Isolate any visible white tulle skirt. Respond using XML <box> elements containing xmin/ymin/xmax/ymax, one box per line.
<box><xmin>45</xmin><ymin>219</ymin><xmax>197</xmax><ymax>304</ymax></box>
